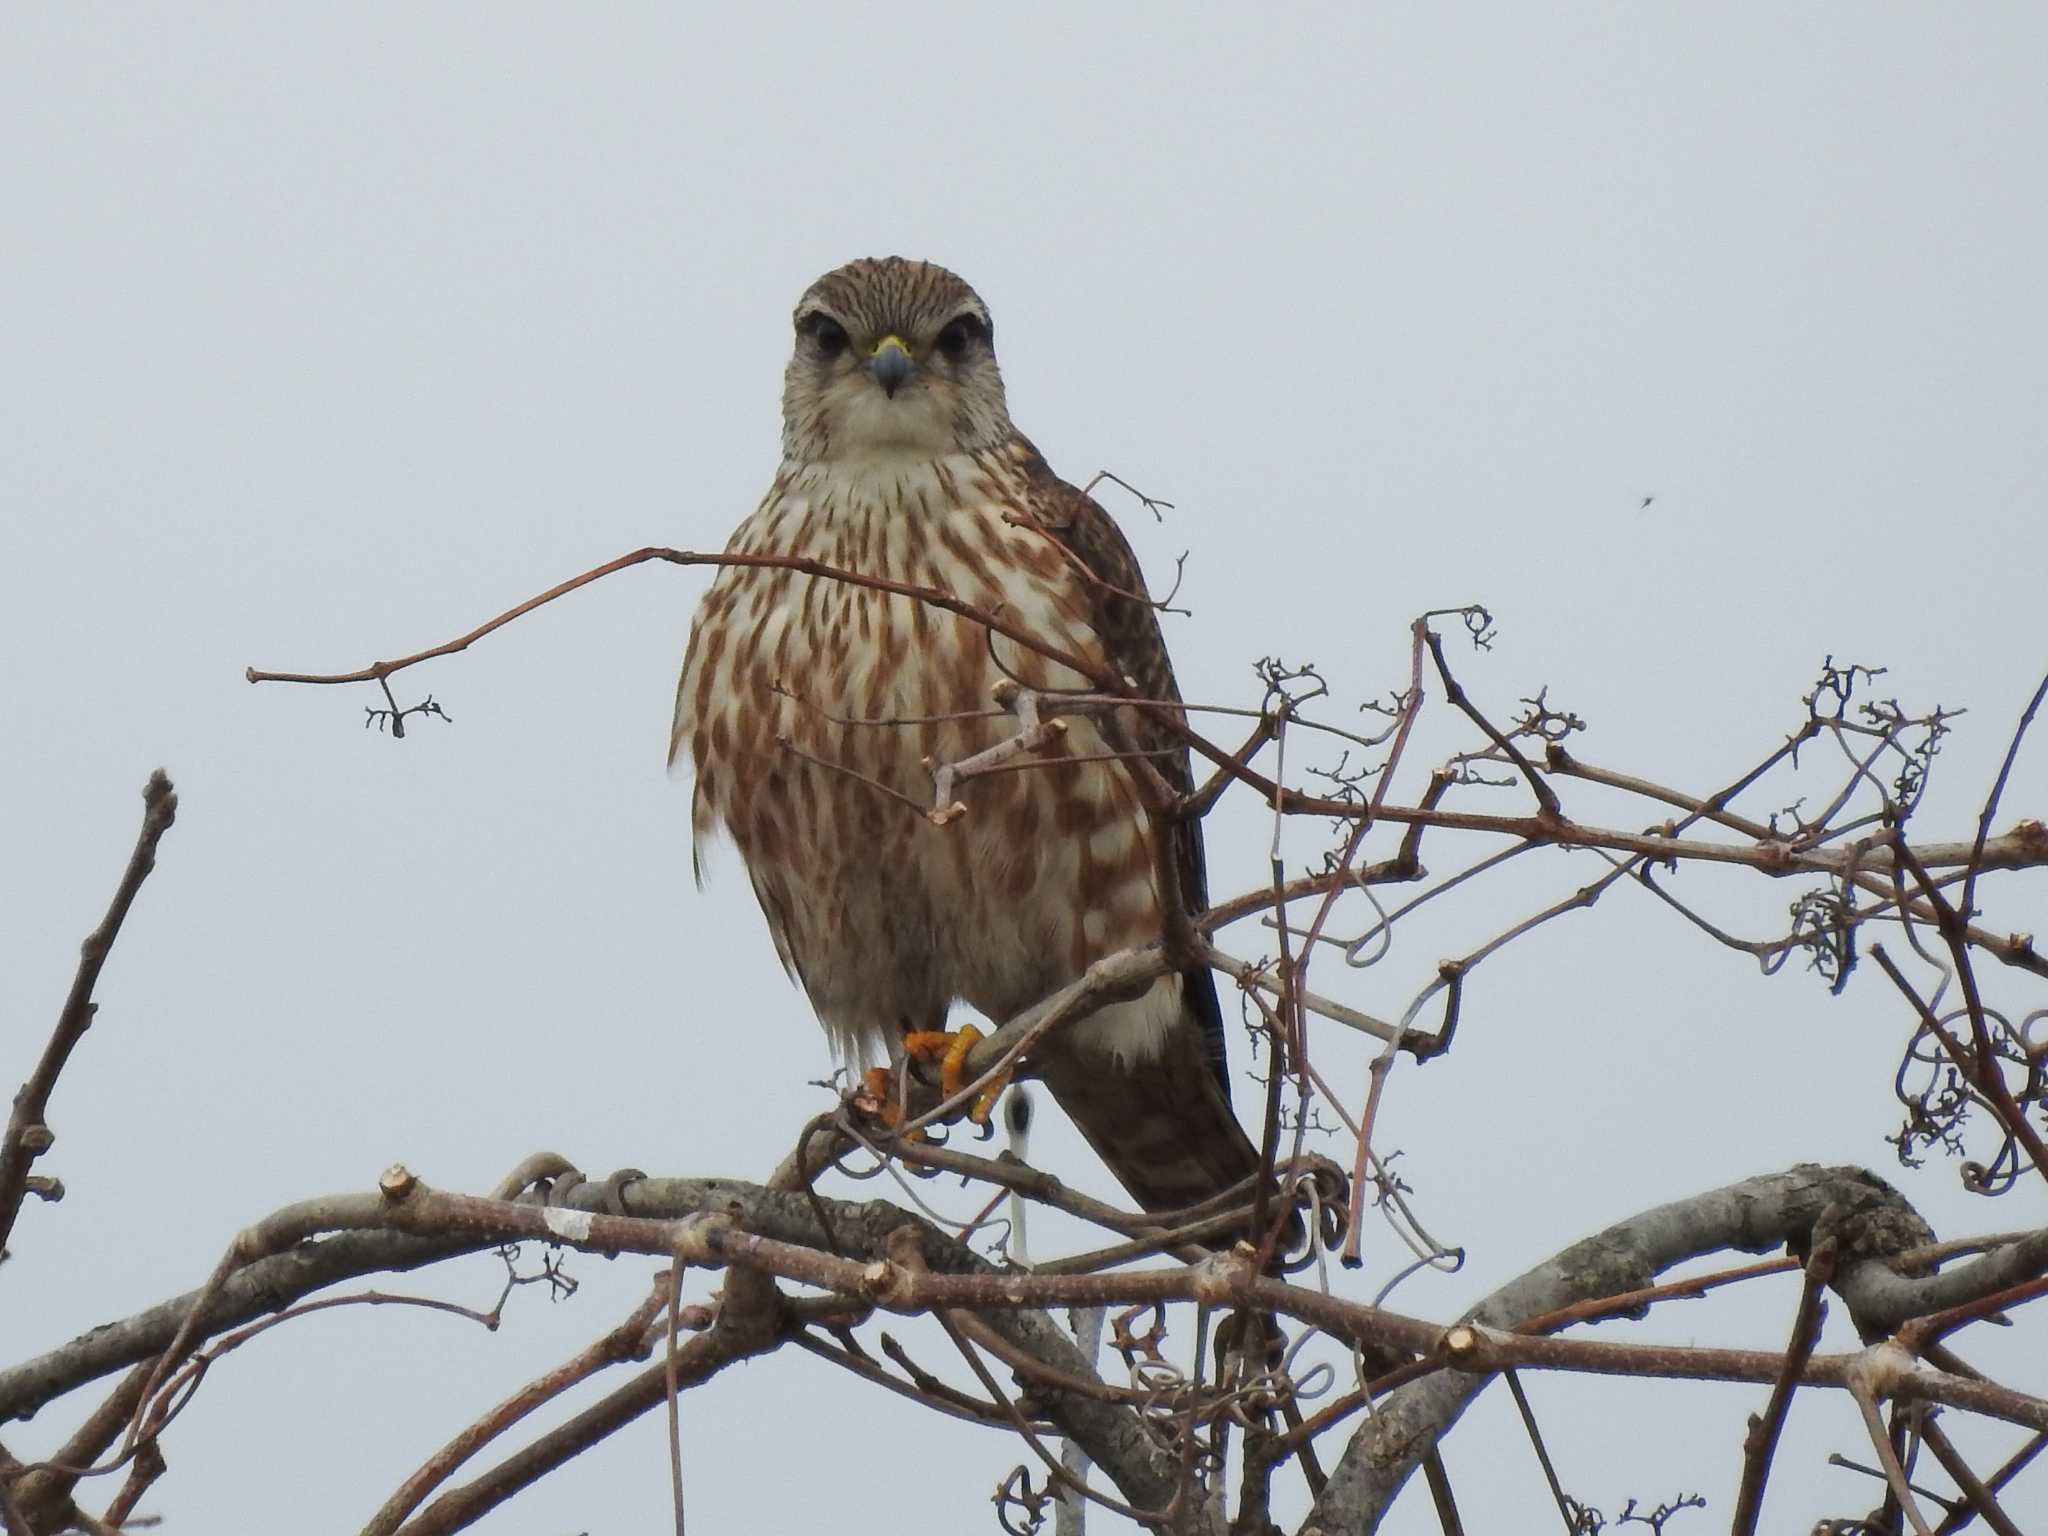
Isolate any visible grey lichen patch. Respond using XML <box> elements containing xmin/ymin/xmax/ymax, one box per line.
<box><xmin>1548</xmin><ymin>1231</ymin><xmax>1660</xmax><ymax>1319</ymax></box>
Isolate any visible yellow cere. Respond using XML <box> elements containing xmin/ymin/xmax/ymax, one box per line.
<box><xmin>871</xmin><ymin>333</ymin><xmax>913</xmax><ymax>359</ymax></box>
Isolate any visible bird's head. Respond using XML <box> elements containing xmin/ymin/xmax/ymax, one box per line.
<box><xmin>780</xmin><ymin>257</ymin><xmax>1012</xmax><ymax>462</ymax></box>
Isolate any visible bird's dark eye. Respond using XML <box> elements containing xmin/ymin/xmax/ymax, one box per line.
<box><xmin>936</xmin><ymin>314</ymin><xmax>984</xmax><ymax>360</ymax></box>
<box><xmin>799</xmin><ymin>312</ymin><xmax>849</xmax><ymax>358</ymax></box>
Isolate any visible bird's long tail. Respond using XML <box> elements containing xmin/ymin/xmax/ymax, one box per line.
<box><xmin>1033</xmin><ymin>1008</ymin><xmax>1265</xmax><ymax>1220</ymax></box>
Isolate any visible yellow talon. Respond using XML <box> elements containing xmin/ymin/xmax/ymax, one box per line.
<box><xmin>897</xmin><ymin>1026</ymin><xmax>1010</xmax><ymax>1128</ymax></box>
<box><xmin>939</xmin><ymin>1025</ymin><xmax>982</xmax><ymax>1100</ymax></box>
<box><xmin>968</xmin><ymin>1073</ymin><xmax>1009</xmax><ymax>1128</ymax></box>
<box><xmin>899</xmin><ymin>1030</ymin><xmax>953</xmax><ymax>1073</ymax></box>
<box><xmin>947</xmin><ymin>1027</ymin><xmax>1014</xmax><ymax>1128</ymax></box>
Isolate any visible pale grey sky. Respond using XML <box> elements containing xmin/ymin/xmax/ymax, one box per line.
<box><xmin>4</xmin><ymin>6</ymin><xmax>2045</xmax><ymax>1531</ymax></box>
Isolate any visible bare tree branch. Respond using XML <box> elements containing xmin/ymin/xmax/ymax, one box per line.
<box><xmin>0</xmin><ymin>772</ymin><xmax>178</xmax><ymax>1255</ymax></box>
<box><xmin>1304</xmin><ymin>1164</ymin><xmax>1957</xmax><ymax>1531</ymax></box>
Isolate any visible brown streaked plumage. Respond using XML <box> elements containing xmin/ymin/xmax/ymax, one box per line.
<box><xmin>673</xmin><ymin>256</ymin><xmax>1256</xmax><ymax>1217</ymax></box>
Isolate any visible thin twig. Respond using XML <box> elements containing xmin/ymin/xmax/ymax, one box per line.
<box><xmin>1848</xmin><ymin>1376</ymin><xmax>1936</xmax><ymax>1536</ymax></box>
<box><xmin>1423</xmin><ymin>630</ymin><xmax>1560</xmax><ymax>819</ymax></box>
<box><xmin>1961</xmin><ymin>671</ymin><xmax>2047</xmax><ymax>930</ymax></box>
<box><xmin>1730</xmin><ymin>1225</ymin><xmax>1837</xmax><ymax>1534</ymax></box>
<box><xmin>1503</xmin><ymin>1370</ymin><xmax>1575</xmax><ymax>1533</ymax></box>
<box><xmin>247</xmin><ymin>547</ymin><xmax>1110</xmax><ymax>695</ymax></box>
<box><xmin>1872</xmin><ymin>942</ymin><xmax>2048</xmax><ymax>1185</ymax></box>
<box><xmin>791</xmin><ymin>1331</ymin><xmax>1022</xmax><ymax>1428</ymax></box>
<box><xmin>0</xmin><ymin>772</ymin><xmax>178</xmax><ymax>1253</ymax></box>
<box><xmin>1920</xmin><ymin>1417</ymin><xmax>2026</xmax><ymax>1536</ymax></box>
<box><xmin>1933</xmin><ymin>1431</ymin><xmax>2048</xmax><ymax>1535</ymax></box>
<box><xmin>361</xmin><ymin>1278</ymin><xmax>672</xmax><ymax>1536</ymax></box>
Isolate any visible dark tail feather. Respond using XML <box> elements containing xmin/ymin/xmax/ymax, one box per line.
<box><xmin>1035</xmin><ymin>1013</ymin><xmax>1263</xmax><ymax>1219</ymax></box>
<box><xmin>1034</xmin><ymin>993</ymin><xmax>1349</xmax><ymax>1269</ymax></box>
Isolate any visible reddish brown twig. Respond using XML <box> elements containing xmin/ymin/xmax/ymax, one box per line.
<box><xmin>245</xmin><ymin>551</ymin><xmax>2048</xmax><ymax>974</ymax></box>
<box><xmin>1871</xmin><ymin>942</ymin><xmax>2048</xmax><ymax>1186</ymax></box>
<box><xmin>1920</xmin><ymin>1416</ymin><xmax>2027</xmax><ymax>1536</ymax></box>
<box><xmin>896</xmin><ymin>1226</ymin><xmax>1178</xmax><ymax>1531</ymax></box>
<box><xmin>1962</xmin><ymin>671</ymin><xmax>2048</xmax><ymax>931</ymax></box>
<box><xmin>1932</xmin><ymin>1431</ymin><xmax>2047</xmax><ymax>1535</ymax></box>
<box><xmin>362</xmin><ymin>1277</ymin><xmax>674</xmax><ymax>1536</ymax></box>
<box><xmin>98</xmin><ymin>1282</ymin><xmax>542</xmax><ymax>1509</ymax></box>
<box><xmin>1730</xmin><ymin>1224</ymin><xmax>1838</xmax><ymax>1534</ymax></box>
<box><xmin>1847</xmin><ymin>1368</ymin><xmax>1936</xmax><ymax>1536</ymax></box>
<box><xmin>390</xmin><ymin>1269</ymin><xmax>787</xmax><ymax>1536</ymax></box>
<box><xmin>1512</xmin><ymin>1255</ymin><xmax>1799</xmax><ymax>1336</ymax></box>
<box><xmin>793</xmin><ymin>1330</ymin><xmax>1020</xmax><ymax>1428</ymax></box>
<box><xmin>246</xmin><ymin>546</ymin><xmax>1110</xmax><ymax>694</ymax></box>
<box><xmin>1894</xmin><ymin>838</ymin><xmax>2048</xmax><ymax>1182</ymax></box>
<box><xmin>1423</xmin><ymin>628</ymin><xmax>1561</xmax><ymax>820</ymax></box>
<box><xmin>1897</xmin><ymin>1272</ymin><xmax>2048</xmax><ymax>1355</ymax></box>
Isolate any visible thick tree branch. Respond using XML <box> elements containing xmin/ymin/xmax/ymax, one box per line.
<box><xmin>19</xmin><ymin>1157</ymin><xmax>2046</xmax><ymax>1536</ymax></box>
<box><xmin>1303</xmin><ymin>1164</ymin><xmax>1956</xmax><ymax>1533</ymax></box>
<box><xmin>2</xmin><ymin>1172</ymin><xmax>1186</xmax><ymax>1519</ymax></box>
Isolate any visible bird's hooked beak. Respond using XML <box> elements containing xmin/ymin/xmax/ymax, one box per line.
<box><xmin>866</xmin><ymin>334</ymin><xmax>917</xmax><ymax>398</ymax></box>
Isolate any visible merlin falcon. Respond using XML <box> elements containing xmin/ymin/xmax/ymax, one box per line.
<box><xmin>673</xmin><ymin>256</ymin><xmax>1261</xmax><ymax>1219</ymax></box>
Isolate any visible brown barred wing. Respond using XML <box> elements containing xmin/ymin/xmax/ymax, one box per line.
<box><xmin>1004</xmin><ymin>436</ymin><xmax>1235</xmax><ymax>1105</ymax></box>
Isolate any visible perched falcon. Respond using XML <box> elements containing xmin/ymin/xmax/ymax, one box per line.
<box><xmin>673</xmin><ymin>257</ymin><xmax>1260</xmax><ymax>1218</ymax></box>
